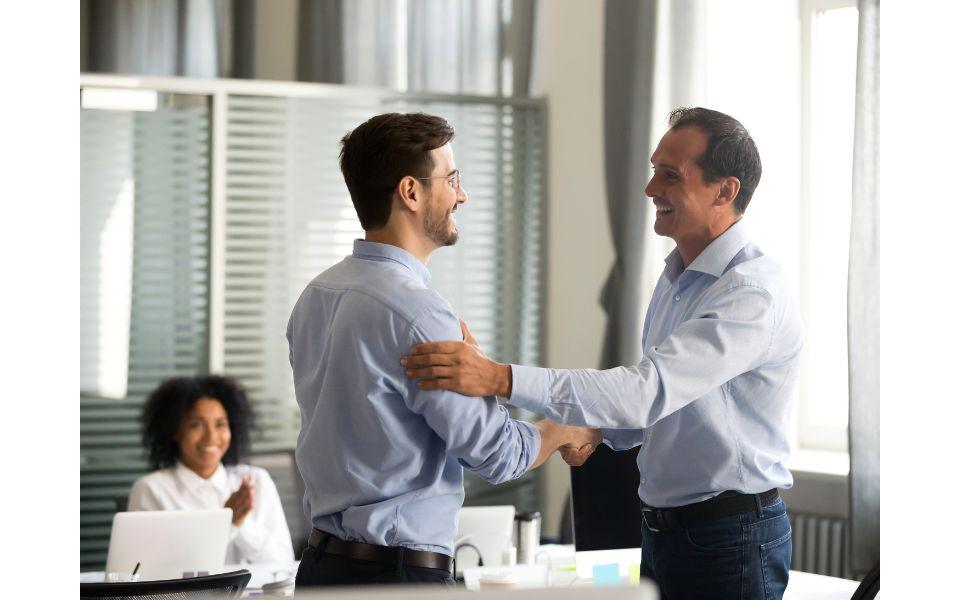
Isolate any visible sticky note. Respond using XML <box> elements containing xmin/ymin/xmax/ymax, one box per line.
<box><xmin>629</xmin><ymin>564</ymin><xmax>642</xmax><ymax>585</ymax></box>
<box><xmin>593</xmin><ymin>563</ymin><xmax>620</xmax><ymax>586</ymax></box>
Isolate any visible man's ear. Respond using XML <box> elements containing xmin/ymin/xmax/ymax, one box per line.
<box><xmin>396</xmin><ymin>175</ymin><xmax>423</xmax><ymax>213</ymax></box>
<box><xmin>715</xmin><ymin>176</ymin><xmax>741</xmax><ymax>209</ymax></box>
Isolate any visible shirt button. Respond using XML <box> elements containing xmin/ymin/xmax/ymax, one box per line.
<box><xmin>674</xmin><ymin>294</ymin><xmax>681</xmax><ymax>301</ymax></box>
<box><xmin>640</xmin><ymin>478</ymin><xmax>647</xmax><ymax>484</ymax></box>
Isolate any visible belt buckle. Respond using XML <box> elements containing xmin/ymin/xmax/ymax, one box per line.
<box><xmin>641</xmin><ymin>507</ymin><xmax>660</xmax><ymax>533</ymax></box>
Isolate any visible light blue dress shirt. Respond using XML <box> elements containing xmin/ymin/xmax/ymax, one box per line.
<box><xmin>287</xmin><ymin>240</ymin><xmax>540</xmax><ymax>555</ymax></box>
<box><xmin>510</xmin><ymin>220</ymin><xmax>801</xmax><ymax>507</ymax></box>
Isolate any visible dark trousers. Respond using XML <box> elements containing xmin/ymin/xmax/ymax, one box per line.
<box><xmin>640</xmin><ymin>496</ymin><xmax>792</xmax><ymax>600</ymax></box>
<box><xmin>295</xmin><ymin>543</ymin><xmax>456</xmax><ymax>588</ymax></box>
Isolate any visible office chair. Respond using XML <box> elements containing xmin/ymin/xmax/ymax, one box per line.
<box><xmin>247</xmin><ymin>449</ymin><xmax>310</xmax><ymax>556</ymax></box>
<box><xmin>80</xmin><ymin>569</ymin><xmax>250</xmax><ymax>599</ymax></box>
<box><xmin>850</xmin><ymin>560</ymin><xmax>880</xmax><ymax>600</ymax></box>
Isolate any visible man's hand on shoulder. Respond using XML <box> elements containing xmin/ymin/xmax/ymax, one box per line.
<box><xmin>401</xmin><ymin>319</ymin><xmax>512</xmax><ymax>397</ymax></box>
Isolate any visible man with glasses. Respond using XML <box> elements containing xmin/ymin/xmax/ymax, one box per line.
<box><xmin>287</xmin><ymin>112</ymin><xmax>600</xmax><ymax>588</ymax></box>
<box><xmin>402</xmin><ymin>108</ymin><xmax>802</xmax><ymax>599</ymax></box>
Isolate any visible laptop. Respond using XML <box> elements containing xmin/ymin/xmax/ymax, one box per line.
<box><xmin>105</xmin><ymin>509</ymin><xmax>232</xmax><ymax>581</ymax></box>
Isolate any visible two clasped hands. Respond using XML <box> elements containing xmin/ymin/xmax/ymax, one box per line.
<box><xmin>400</xmin><ymin>321</ymin><xmax>602</xmax><ymax>467</ymax></box>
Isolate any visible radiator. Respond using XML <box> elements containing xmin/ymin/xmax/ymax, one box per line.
<box><xmin>789</xmin><ymin>512</ymin><xmax>849</xmax><ymax>578</ymax></box>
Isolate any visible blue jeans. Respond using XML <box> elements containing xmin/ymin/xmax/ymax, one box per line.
<box><xmin>640</xmin><ymin>497</ymin><xmax>792</xmax><ymax>600</ymax></box>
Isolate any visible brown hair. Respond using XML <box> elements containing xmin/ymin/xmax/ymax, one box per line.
<box><xmin>339</xmin><ymin>113</ymin><xmax>456</xmax><ymax>230</ymax></box>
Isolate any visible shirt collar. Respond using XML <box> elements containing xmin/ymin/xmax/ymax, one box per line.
<box><xmin>352</xmin><ymin>239</ymin><xmax>432</xmax><ymax>286</ymax></box>
<box><xmin>663</xmin><ymin>219</ymin><xmax>750</xmax><ymax>281</ymax></box>
<box><xmin>175</xmin><ymin>461</ymin><xmax>227</xmax><ymax>491</ymax></box>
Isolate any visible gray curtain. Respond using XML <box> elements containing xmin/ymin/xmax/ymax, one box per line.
<box><xmin>847</xmin><ymin>0</ymin><xmax>880</xmax><ymax>578</ymax></box>
<box><xmin>87</xmin><ymin>0</ymin><xmax>254</xmax><ymax>78</ymax></box>
<box><xmin>297</xmin><ymin>0</ymin><xmax>344</xmax><ymax>83</ymax></box>
<box><xmin>298</xmin><ymin>0</ymin><xmax>537</xmax><ymax>96</ymax></box>
<box><xmin>508</xmin><ymin>0</ymin><xmax>537</xmax><ymax>97</ymax></box>
<box><xmin>600</xmin><ymin>0</ymin><xmax>658</xmax><ymax>369</ymax></box>
<box><xmin>600</xmin><ymin>0</ymin><xmax>706</xmax><ymax>368</ymax></box>
<box><xmin>408</xmin><ymin>0</ymin><xmax>500</xmax><ymax>95</ymax></box>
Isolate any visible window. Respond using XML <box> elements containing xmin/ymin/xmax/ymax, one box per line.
<box><xmin>699</xmin><ymin>0</ymin><xmax>858</xmax><ymax>455</ymax></box>
<box><xmin>799</xmin><ymin>0</ymin><xmax>859</xmax><ymax>452</ymax></box>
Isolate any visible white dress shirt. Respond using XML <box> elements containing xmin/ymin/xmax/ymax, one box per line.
<box><xmin>128</xmin><ymin>462</ymin><xmax>295</xmax><ymax>564</ymax></box>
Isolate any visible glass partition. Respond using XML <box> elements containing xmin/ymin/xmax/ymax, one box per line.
<box><xmin>80</xmin><ymin>91</ymin><xmax>212</xmax><ymax>570</ymax></box>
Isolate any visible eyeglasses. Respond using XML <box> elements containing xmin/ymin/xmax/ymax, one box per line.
<box><xmin>415</xmin><ymin>170</ymin><xmax>462</xmax><ymax>191</ymax></box>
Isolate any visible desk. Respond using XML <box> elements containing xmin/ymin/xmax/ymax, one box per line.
<box><xmin>222</xmin><ymin>562</ymin><xmax>297</xmax><ymax>596</ymax></box>
<box><xmin>784</xmin><ymin>570</ymin><xmax>860</xmax><ymax>599</ymax></box>
<box><xmin>462</xmin><ymin>545</ymin><xmax>860</xmax><ymax>597</ymax></box>
<box><xmin>80</xmin><ymin>562</ymin><xmax>299</xmax><ymax>597</ymax></box>
<box><xmin>84</xmin><ymin>555</ymin><xmax>860</xmax><ymax>598</ymax></box>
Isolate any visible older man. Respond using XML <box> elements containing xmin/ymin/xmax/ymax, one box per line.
<box><xmin>287</xmin><ymin>113</ymin><xmax>597</xmax><ymax>589</ymax></box>
<box><xmin>402</xmin><ymin>107</ymin><xmax>802</xmax><ymax>599</ymax></box>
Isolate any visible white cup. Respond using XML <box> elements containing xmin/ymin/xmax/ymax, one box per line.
<box><xmin>479</xmin><ymin>572</ymin><xmax>520</xmax><ymax>590</ymax></box>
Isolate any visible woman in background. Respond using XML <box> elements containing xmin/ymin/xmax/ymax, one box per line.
<box><xmin>128</xmin><ymin>375</ymin><xmax>295</xmax><ymax>564</ymax></box>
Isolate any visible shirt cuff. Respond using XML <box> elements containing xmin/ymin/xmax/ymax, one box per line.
<box><xmin>507</xmin><ymin>364</ymin><xmax>550</xmax><ymax>414</ymax></box>
<box><xmin>602</xmin><ymin>428</ymin><xmax>644</xmax><ymax>451</ymax></box>
<box><xmin>518</xmin><ymin>419</ymin><xmax>542</xmax><ymax>473</ymax></box>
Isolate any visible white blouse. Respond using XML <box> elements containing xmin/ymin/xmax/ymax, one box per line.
<box><xmin>128</xmin><ymin>462</ymin><xmax>295</xmax><ymax>564</ymax></box>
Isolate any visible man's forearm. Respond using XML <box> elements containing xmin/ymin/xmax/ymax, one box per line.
<box><xmin>531</xmin><ymin>419</ymin><xmax>565</xmax><ymax>469</ymax></box>
<box><xmin>495</xmin><ymin>363</ymin><xmax>513</xmax><ymax>398</ymax></box>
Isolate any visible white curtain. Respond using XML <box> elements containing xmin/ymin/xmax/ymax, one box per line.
<box><xmin>298</xmin><ymin>0</ymin><xmax>538</xmax><ymax>96</ymax></box>
<box><xmin>847</xmin><ymin>0</ymin><xmax>880</xmax><ymax>578</ymax></box>
<box><xmin>86</xmin><ymin>0</ymin><xmax>250</xmax><ymax>77</ymax></box>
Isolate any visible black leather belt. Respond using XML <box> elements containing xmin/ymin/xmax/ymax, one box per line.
<box><xmin>307</xmin><ymin>528</ymin><xmax>453</xmax><ymax>573</ymax></box>
<box><xmin>641</xmin><ymin>489</ymin><xmax>781</xmax><ymax>534</ymax></box>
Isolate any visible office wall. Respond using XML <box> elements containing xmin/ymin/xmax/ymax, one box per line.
<box><xmin>252</xmin><ymin>0</ymin><xmax>297</xmax><ymax>81</ymax></box>
<box><xmin>530</xmin><ymin>0</ymin><xmax>612</xmax><ymax>536</ymax></box>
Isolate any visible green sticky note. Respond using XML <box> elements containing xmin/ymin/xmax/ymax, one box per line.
<box><xmin>629</xmin><ymin>564</ymin><xmax>642</xmax><ymax>585</ymax></box>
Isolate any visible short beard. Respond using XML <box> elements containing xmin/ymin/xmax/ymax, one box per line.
<box><xmin>424</xmin><ymin>199</ymin><xmax>458</xmax><ymax>247</ymax></box>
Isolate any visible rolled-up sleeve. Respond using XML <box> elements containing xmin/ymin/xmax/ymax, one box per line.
<box><xmin>402</xmin><ymin>306</ymin><xmax>541</xmax><ymax>485</ymax></box>
<box><xmin>508</xmin><ymin>284</ymin><xmax>776</xmax><ymax>430</ymax></box>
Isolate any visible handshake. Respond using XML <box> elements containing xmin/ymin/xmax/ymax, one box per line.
<box><xmin>538</xmin><ymin>419</ymin><xmax>603</xmax><ymax>467</ymax></box>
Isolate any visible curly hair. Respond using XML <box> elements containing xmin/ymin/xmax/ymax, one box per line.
<box><xmin>141</xmin><ymin>375</ymin><xmax>255</xmax><ymax>470</ymax></box>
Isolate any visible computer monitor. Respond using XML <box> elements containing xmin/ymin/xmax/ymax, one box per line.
<box><xmin>105</xmin><ymin>509</ymin><xmax>232</xmax><ymax>580</ymax></box>
<box><xmin>570</xmin><ymin>445</ymin><xmax>645</xmax><ymax>577</ymax></box>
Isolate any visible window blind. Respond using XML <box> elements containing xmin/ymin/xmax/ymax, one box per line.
<box><xmin>221</xmin><ymin>94</ymin><xmax>545</xmax><ymax>456</ymax></box>
<box><xmin>80</xmin><ymin>99</ymin><xmax>211</xmax><ymax>571</ymax></box>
